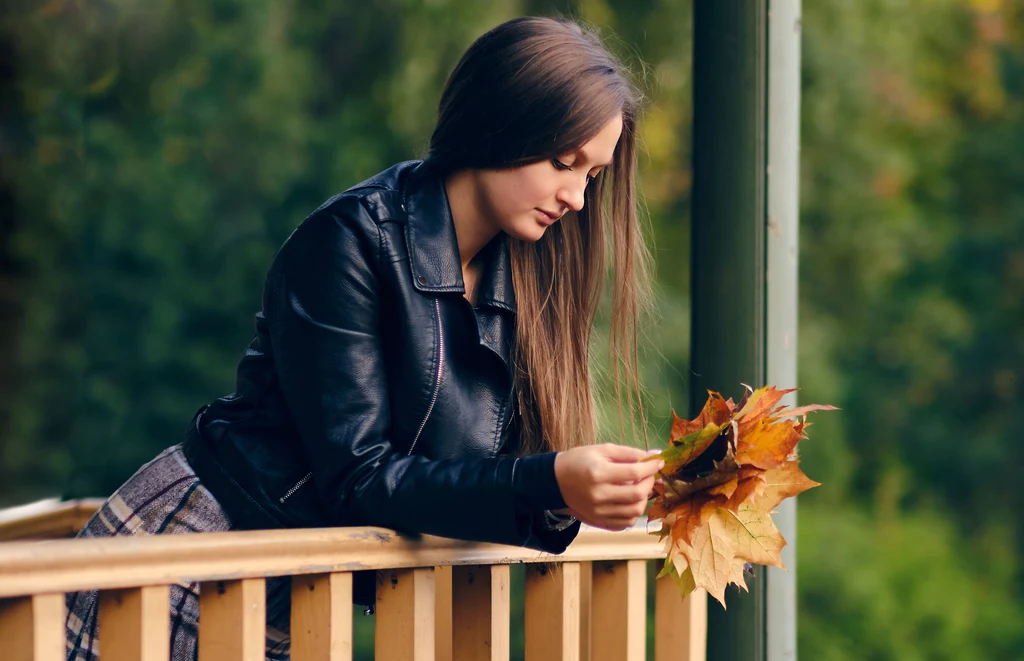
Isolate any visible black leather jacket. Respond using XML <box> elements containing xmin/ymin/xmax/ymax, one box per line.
<box><xmin>182</xmin><ymin>160</ymin><xmax>579</xmax><ymax>556</ymax></box>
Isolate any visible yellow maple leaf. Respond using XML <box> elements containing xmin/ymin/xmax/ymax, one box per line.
<box><xmin>675</xmin><ymin>518</ymin><xmax>743</xmax><ymax>606</ymax></box>
<box><xmin>716</xmin><ymin>503</ymin><xmax>787</xmax><ymax>569</ymax></box>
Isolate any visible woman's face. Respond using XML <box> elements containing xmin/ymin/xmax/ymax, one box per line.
<box><xmin>473</xmin><ymin>113</ymin><xmax>623</xmax><ymax>242</ymax></box>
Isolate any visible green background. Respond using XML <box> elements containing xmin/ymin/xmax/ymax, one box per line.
<box><xmin>1</xmin><ymin>0</ymin><xmax>1021</xmax><ymax>658</ymax></box>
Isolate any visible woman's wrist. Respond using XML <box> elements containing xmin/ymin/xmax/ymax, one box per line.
<box><xmin>511</xmin><ymin>452</ymin><xmax>568</xmax><ymax>511</ymax></box>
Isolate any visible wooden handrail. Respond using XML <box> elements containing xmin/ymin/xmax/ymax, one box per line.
<box><xmin>0</xmin><ymin>498</ymin><xmax>104</xmax><ymax>542</ymax></box>
<box><xmin>0</xmin><ymin>525</ymin><xmax>662</xmax><ymax>598</ymax></box>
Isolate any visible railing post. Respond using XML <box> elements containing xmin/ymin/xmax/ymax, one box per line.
<box><xmin>579</xmin><ymin>561</ymin><xmax>593</xmax><ymax>661</ymax></box>
<box><xmin>451</xmin><ymin>564</ymin><xmax>510</xmax><ymax>661</ymax></box>
<box><xmin>0</xmin><ymin>594</ymin><xmax>64</xmax><ymax>661</ymax></box>
<box><xmin>655</xmin><ymin>581</ymin><xmax>707</xmax><ymax>661</ymax></box>
<box><xmin>99</xmin><ymin>586</ymin><xmax>171</xmax><ymax>661</ymax></box>
<box><xmin>290</xmin><ymin>572</ymin><xmax>353</xmax><ymax>661</ymax></box>
<box><xmin>376</xmin><ymin>568</ymin><xmax>436</xmax><ymax>661</ymax></box>
<box><xmin>590</xmin><ymin>559</ymin><xmax>646</xmax><ymax>661</ymax></box>
<box><xmin>435</xmin><ymin>565</ymin><xmax>453</xmax><ymax>661</ymax></box>
<box><xmin>525</xmin><ymin>563</ymin><xmax>580</xmax><ymax>661</ymax></box>
<box><xmin>198</xmin><ymin>578</ymin><xmax>267</xmax><ymax>661</ymax></box>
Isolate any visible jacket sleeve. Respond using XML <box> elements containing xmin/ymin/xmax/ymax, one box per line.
<box><xmin>265</xmin><ymin>198</ymin><xmax>578</xmax><ymax>552</ymax></box>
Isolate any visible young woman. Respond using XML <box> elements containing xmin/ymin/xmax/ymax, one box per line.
<box><xmin>65</xmin><ymin>15</ymin><xmax>662</xmax><ymax>661</ymax></box>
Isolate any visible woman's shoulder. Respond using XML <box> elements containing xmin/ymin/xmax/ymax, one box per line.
<box><xmin>342</xmin><ymin>159</ymin><xmax>423</xmax><ymax>199</ymax></box>
<box><xmin>295</xmin><ymin>160</ymin><xmax>423</xmax><ymax>236</ymax></box>
<box><xmin>271</xmin><ymin>160</ymin><xmax>423</xmax><ymax>273</ymax></box>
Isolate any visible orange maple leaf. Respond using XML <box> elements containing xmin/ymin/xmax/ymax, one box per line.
<box><xmin>757</xmin><ymin>461</ymin><xmax>821</xmax><ymax>511</ymax></box>
<box><xmin>670</xmin><ymin>391</ymin><xmax>735</xmax><ymax>440</ymax></box>
<box><xmin>724</xmin><ymin>471</ymin><xmax>767</xmax><ymax>511</ymax></box>
<box><xmin>734</xmin><ymin>417</ymin><xmax>802</xmax><ymax>469</ymax></box>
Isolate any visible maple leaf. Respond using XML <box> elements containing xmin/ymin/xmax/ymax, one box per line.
<box><xmin>675</xmin><ymin>518</ymin><xmax>748</xmax><ymax>605</ymax></box>
<box><xmin>725</xmin><ymin>471</ymin><xmax>767</xmax><ymax>511</ymax></box>
<box><xmin>657</xmin><ymin>554</ymin><xmax>697</xmax><ymax>596</ymax></box>
<box><xmin>774</xmin><ymin>403</ymin><xmax>840</xmax><ymax>419</ymax></box>
<box><xmin>757</xmin><ymin>461</ymin><xmax>821</xmax><ymax>511</ymax></box>
<box><xmin>734</xmin><ymin>417</ymin><xmax>803</xmax><ymax>469</ymax></box>
<box><xmin>658</xmin><ymin>419</ymin><xmax>723</xmax><ymax>474</ymax></box>
<box><xmin>735</xmin><ymin>385</ymin><xmax>796</xmax><ymax>422</ymax></box>
<box><xmin>670</xmin><ymin>391</ymin><xmax>735</xmax><ymax>440</ymax></box>
<box><xmin>646</xmin><ymin>385</ymin><xmax>836</xmax><ymax>607</ymax></box>
<box><xmin>715</xmin><ymin>502</ymin><xmax>787</xmax><ymax>569</ymax></box>
<box><xmin>658</xmin><ymin>445</ymin><xmax>738</xmax><ymax>504</ymax></box>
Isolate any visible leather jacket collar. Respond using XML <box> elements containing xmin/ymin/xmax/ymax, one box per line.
<box><xmin>363</xmin><ymin>160</ymin><xmax>517</xmax><ymax>314</ymax></box>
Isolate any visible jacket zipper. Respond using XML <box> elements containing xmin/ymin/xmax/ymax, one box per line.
<box><xmin>279</xmin><ymin>471</ymin><xmax>313</xmax><ymax>503</ymax></box>
<box><xmin>506</xmin><ymin>385</ymin><xmax>516</xmax><ymax>430</ymax></box>
<box><xmin>408</xmin><ymin>298</ymin><xmax>444</xmax><ymax>455</ymax></box>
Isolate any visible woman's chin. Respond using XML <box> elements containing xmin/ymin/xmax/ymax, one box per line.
<box><xmin>510</xmin><ymin>228</ymin><xmax>547</xmax><ymax>243</ymax></box>
<box><xmin>503</xmin><ymin>218</ymin><xmax>553</xmax><ymax>243</ymax></box>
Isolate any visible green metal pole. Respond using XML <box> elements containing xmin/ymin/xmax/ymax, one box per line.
<box><xmin>690</xmin><ymin>3</ymin><xmax>767</xmax><ymax>657</ymax></box>
<box><xmin>691</xmin><ymin>1</ymin><xmax>802</xmax><ymax>660</ymax></box>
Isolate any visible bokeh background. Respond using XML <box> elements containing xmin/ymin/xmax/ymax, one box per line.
<box><xmin>1</xmin><ymin>0</ymin><xmax>1022</xmax><ymax>659</ymax></box>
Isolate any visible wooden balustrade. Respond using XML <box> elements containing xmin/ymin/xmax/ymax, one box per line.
<box><xmin>0</xmin><ymin>510</ymin><xmax>706</xmax><ymax>661</ymax></box>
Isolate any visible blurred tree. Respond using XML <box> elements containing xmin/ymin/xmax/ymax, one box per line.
<box><xmin>799</xmin><ymin>0</ymin><xmax>1023</xmax><ymax>567</ymax></box>
<box><xmin>799</xmin><ymin>499</ymin><xmax>1024</xmax><ymax>660</ymax></box>
<box><xmin>796</xmin><ymin>1</ymin><xmax>1024</xmax><ymax>657</ymax></box>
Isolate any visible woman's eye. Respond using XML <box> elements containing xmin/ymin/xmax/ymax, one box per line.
<box><xmin>551</xmin><ymin>158</ymin><xmax>572</xmax><ymax>171</ymax></box>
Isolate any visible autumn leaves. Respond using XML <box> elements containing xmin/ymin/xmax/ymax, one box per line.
<box><xmin>645</xmin><ymin>386</ymin><xmax>836</xmax><ymax>606</ymax></box>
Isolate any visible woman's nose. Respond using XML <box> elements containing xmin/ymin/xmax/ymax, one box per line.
<box><xmin>557</xmin><ymin>181</ymin><xmax>587</xmax><ymax>213</ymax></box>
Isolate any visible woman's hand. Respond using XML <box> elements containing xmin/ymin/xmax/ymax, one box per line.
<box><xmin>553</xmin><ymin>444</ymin><xmax>664</xmax><ymax>531</ymax></box>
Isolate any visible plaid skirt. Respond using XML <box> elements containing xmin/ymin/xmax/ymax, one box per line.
<box><xmin>64</xmin><ymin>445</ymin><xmax>292</xmax><ymax>661</ymax></box>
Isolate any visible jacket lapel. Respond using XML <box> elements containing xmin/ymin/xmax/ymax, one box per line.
<box><xmin>402</xmin><ymin>162</ymin><xmax>517</xmax><ymax>314</ymax></box>
<box><xmin>402</xmin><ymin>162</ymin><xmax>517</xmax><ymax>376</ymax></box>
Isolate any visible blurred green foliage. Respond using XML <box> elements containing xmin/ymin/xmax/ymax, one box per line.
<box><xmin>0</xmin><ymin>0</ymin><xmax>1021</xmax><ymax>658</ymax></box>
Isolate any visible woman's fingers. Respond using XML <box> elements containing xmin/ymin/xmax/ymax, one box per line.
<box><xmin>600</xmin><ymin>444</ymin><xmax>664</xmax><ymax>463</ymax></box>
<box><xmin>598</xmin><ymin>477</ymin><xmax>656</xmax><ymax>504</ymax></box>
<box><xmin>601</xmin><ymin>456</ymin><xmax>663</xmax><ymax>484</ymax></box>
<box><xmin>597</xmin><ymin>443</ymin><xmax>651</xmax><ymax>462</ymax></box>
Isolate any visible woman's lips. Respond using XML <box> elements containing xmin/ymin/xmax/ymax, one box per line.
<box><xmin>535</xmin><ymin>208</ymin><xmax>561</xmax><ymax>225</ymax></box>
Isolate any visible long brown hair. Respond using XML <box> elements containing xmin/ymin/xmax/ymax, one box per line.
<box><xmin>426</xmin><ymin>16</ymin><xmax>653</xmax><ymax>455</ymax></box>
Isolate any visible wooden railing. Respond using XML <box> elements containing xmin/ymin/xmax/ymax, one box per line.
<box><xmin>0</xmin><ymin>499</ymin><xmax>105</xmax><ymax>542</ymax></box>
<box><xmin>0</xmin><ymin>503</ymin><xmax>706</xmax><ymax>661</ymax></box>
